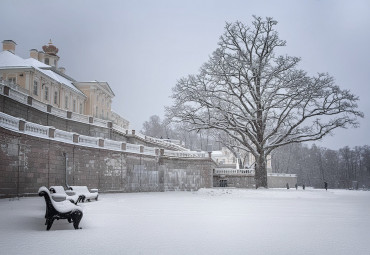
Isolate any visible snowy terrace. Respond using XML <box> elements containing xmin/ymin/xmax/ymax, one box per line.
<box><xmin>0</xmin><ymin>80</ymin><xmax>188</xmax><ymax>151</ymax></box>
<box><xmin>0</xmin><ymin>111</ymin><xmax>210</xmax><ymax>159</ymax></box>
<box><xmin>0</xmin><ymin>188</ymin><xmax>369</xmax><ymax>255</ymax></box>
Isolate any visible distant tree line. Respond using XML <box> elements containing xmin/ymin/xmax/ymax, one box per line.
<box><xmin>142</xmin><ymin>115</ymin><xmax>370</xmax><ymax>189</ymax></box>
<box><xmin>141</xmin><ymin>115</ymin><xmax>217</xmax><ymax>151</ymax></box>
<box><xmin>272</xmin><ymin>143</ymin><xmax>370</xmax><ymax>189</ymax></box>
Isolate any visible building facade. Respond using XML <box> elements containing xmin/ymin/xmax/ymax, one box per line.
<box><xmin>0</xmin><ymin>39</ymin><xmax>129</xmax><ymax>129</ymax></box>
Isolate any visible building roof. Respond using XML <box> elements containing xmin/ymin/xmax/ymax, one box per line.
<box><xmin>0</xmin><ymin>50</ymin><xmax>85</xmax><ymax>97</ymax></box>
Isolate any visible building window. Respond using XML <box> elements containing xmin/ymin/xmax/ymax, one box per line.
<box><xmin>73</xmin><ymin>100</ymin><xmax>76</xmax><ymax>112</ymax></box>
<box><xmin>79</xmin><ymin>103</ymin><xmax>83</xmax><ymax>114</ymax></box>
<box><xmin>101</xmin><ymin>109</ymin><xmax>104</xmax><ymax>119</ymax></box>
<box><xmin>95</xmin><ymin>106</ymin><xmax>98</xmax><ymax>117</ymax></box>
<box><xmin>54</xmin><ymin>91</ymin><xmax>58</xmax><ymax>104</ymax></box>
<box><xmin>65</xmin><ymin>96</ymin><xmax>68</xmax><ymax>109</ymax></box>
<box><xmin>45</xmin><ymin>58</ymin><xmax>49</xmax><ymax>65</ymax></box>
<box><xmin>44</xmin><ymin>86</ymin><xmax>49</xmax><ymax>101</ymax></box>
<box><xmin>33</xmin><ymin>81</ymin><xmax>38</xmax><ymax>95</ymax></box>
<box><xmin>54</xmin><ymin>59</ymin><xmax>56</xmax><ymax>66</ymax></box>
<box><xmin>8</xmin><ymin>77</ymin><xmax>16</xmax><ymax>84</ymax></box>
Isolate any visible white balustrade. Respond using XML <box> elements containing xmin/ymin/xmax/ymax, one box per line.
<box><xmin>0</xmin><ymin>112</ymin><xmax>20</xmax><ymax>131</ymax></box>
<box><xmin>8</xmin><ymin>90</ymin><xmax>28</xmax><ymax>104</ymax></box>
<box><xmin>104</xmin><ymin>139</ymin><xmax>122</xmax><ymax>150</ymax></box>
<box><xmin>32</xmin><ymin>100</ymin><xmax>48</xmax><ymax>112</ymax></box>
<box><xmin>51</xmin><ymin>107</ymin><xmax>67</xmax><ymax>118</ymax></box>
<box><xmin>78</xmin><ymin>135</ymin><xmax>99</xmax><ymax>147</ymax></box>
<box><xmin>214</xmin><ymin>168</ymin><xmax>255</xmax><ymax>175</ymax></box>
<box><xmin>267</xmin><ymin>173</ymin><xmax>297</xmax><ymax>177</ymax></box>
<box><xmin>126</xmin><ymin>143</ymin><xmax>141</xmax><ymax>153</ymax></box>
<box><xmin>135</xmin><ymin>132</ymin><xmax>146</xmax><ymax>140</ymax></box>
<box><xmin>143</xmin><ymin>146</ymin><xmax>157</xmax><ymax>156</ymax></box>
<box><xmin>164</xmin><ymin>150</ymin><xmax>207</xmax><ymax>158</ymax></box>
<box><xmin>54</xmin><ymin>129</ymin><xmax>74</xmax><ymax>142</ymax></box>
<box><xmin>25</xmin><ymin>122</ymin><xmax>49</xmax><ymax>138</ymax></box>
<box><xmin>71</xmin><ymin>112</ymin><xmax>89</xmax><ymax>123</ymax></box>
<box><xmin>112</xmin><ymin>124</ymin><xmax>127</xmax><ymax>134</ymax></box>
<box><xmin>93</xmin><ymin>118</ymin><xmax>108</xmax><ymax>127</ymax></box>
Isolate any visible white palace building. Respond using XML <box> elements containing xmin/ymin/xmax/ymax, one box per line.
<box><xmin>0</xmin><ymin>39</ymin><xmax>129</xmax><ymax>129</ymax></box>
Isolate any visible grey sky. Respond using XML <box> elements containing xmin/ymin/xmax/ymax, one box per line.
<box><xmin>1</xmin><ymin>0</ymin><xmax>369</xmax><ymax>149</ymax></box>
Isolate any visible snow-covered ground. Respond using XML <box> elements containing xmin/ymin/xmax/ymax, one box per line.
<box><xmin>0</xmin><ymin>188</ymin><xmax>369</xmax><ymax>255</ymax></box>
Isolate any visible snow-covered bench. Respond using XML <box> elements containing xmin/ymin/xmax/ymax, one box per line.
<box><xmin>38</xmin><ymin>186</ymin><xmax>83</xmax><ymax>230</ymax></box>
<box><xmin>49</xmin><ymin>186</ymin><xmax>83</xmax><ymax>204</ymax></box>
<box><xmin>69</xmin><ymin>186</ymin><xmax>99</xmax><ymax>202</ymax></box>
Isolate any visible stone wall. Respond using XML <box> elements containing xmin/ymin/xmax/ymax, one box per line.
<box><xmin>213</xmin><ymin>175</ymin><xmax>255</xmax><ymax>188</ymax></box>
<box><xmin>267</xmin><ymin>175</ymin><xmax>297</xmax><ymax>188</ymax></box>
<box><xmin>0</xmin><ymin>127</ymin><xmax>215</xmax><ymax>198</ymax></box>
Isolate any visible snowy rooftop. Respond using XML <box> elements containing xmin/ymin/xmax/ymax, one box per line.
<box><xmin>0</xmin><ymin>188</ymin><xmax>369</xmax><ymax>254</ymax></box>
<box><xmin>0</xmin><ymin>50</ymin><xmax>85</xmax><ymax>96</ymax></box>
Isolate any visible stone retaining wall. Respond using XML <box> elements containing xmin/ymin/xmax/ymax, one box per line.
<box><xmin>0</xmin><ymin>127</ymin><xmax>215</xmax><ymax>198</ymax></box>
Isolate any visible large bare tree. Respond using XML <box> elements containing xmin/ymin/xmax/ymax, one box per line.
<box><xmin>167</xmin><ymin>16</ymin><xmax>363</xmax><ymax>188</ymax></box>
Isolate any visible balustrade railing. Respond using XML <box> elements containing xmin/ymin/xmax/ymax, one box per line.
<box><xmin>0</xmin><ymin>111</ymin><xmax>20</xmax><ymax>131</ymax></box>
<box><xmin>78</xmin><ymin>135</ymin><xmax>99</xmax><ymax>146</ymax></box>
<box><xmin>104</xmin><ymin>139</ymin><xmax>122</xmax><ymax>150</ymax></box>
<box><xmin>50</xmin><ymin>107</ymin><xmax>67</xmax><ymax>118</ymax></box>
<box><xmin>54</xmin><ymin>129</ymin><xmax>74</xmax><ymax>142</ymax></box>
<box><xmin>8</xmin><ymin>89</ymin><xmax>28</xmax><ymax>104</ymax></box>
<box><xmin>0</xmin><ymin>112</ymin><xmax>206</xmax><ymax>159</ymax></box>
<box><xmin>112</xmin><ymin>124</ymin><xmax>127</xmax><ymax>134</ymax></box>
<box><xmin>164</xmin><ymin>150</ymin><xmax>206</xmax><ymax>158</ymax></box>
<box><xmin>71</xmin><ymin>112</ymin><xmax>90</xmax><ymax>123</ymax></box>
<box><xmin>267</xmin><ymin>173</ymin><xmax>297</xmax><ymax>177</ymax></box>
<box><xmin>32</xmin><ymin>99</ymin><xmax>48</xmax><ymax>112</ymax></box>
<box><xmin>1</xmin><ymin>80</ymin><xmax>29</xmax><ymax>94</ymax></box>
<box><xmin>135</xmin><ymin>132</ymin><xmax>146</xmax><ymax>140</ymax></box>
<box><xmin>126</xmin><ymin>143</ymin><xmax>141</xmax><ymax>153</ymax></box>
<box><xmin>143</xmin><ymin>146</ymin><xmax>157</xmax><ymax>156</ymax></box>
<box><xmin>93</xmin><ymin>118</ymin><xmax>108</xmax><ymax>127</ymax></box>
<box><xmin>214</xmin><ymin>168</ymin><xmax>255</xmax><ymax>175</ymax></box>
<box><xmin>25</xmin><ymin>122</ymin><xmax>49</xmax><ymax>138</ymax></box>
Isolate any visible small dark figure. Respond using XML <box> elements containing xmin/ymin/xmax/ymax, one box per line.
<box><xmin>295</xmin><ymin>183</ymin><xmax>298</xmax><ymax>190</ymax></box>
<box><xmin>303</xmin><ymin>184</ymin><xmax>305</xmax><ymax>190</ymax></box>
<box><xmin>324</xmin><ymin>181</ymin><xmax>328</xmax><ymax>191</ymax></box>
<box><xmin>286</xmin><ymin>183</ymin><xmax>290</xmax><ymax>189</ymax></box>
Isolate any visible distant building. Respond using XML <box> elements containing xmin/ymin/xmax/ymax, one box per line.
<box><xmin>0</xmin><ymin>39</ymin><xmax>129</xmax><ymax>129</ymax></box>
<box><xmin>212</xmin><ymin>146</ymin><xmax>271</xmax><ymax>171</ymax></box>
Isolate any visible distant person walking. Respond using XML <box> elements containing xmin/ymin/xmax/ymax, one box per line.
<box><xmin>295</xmin><ymin>183</ymin><xmax>298</xmax><ymax>190</ymax></box>
<box><xmin>286</xmin><ymin>183</ymin><xmax>290</xmax><ymax>189</ymax></box>
<box><xmin>303</xmin><ymin>184</ymin><xmax>305</xmax><ymax>190</ymax></box>
<box><xmin>324</xmin><ymin>181</ymin><xmax>328</xmax><ymax>191</ymax></box>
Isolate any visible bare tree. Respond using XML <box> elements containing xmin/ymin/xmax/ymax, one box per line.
<box><xmin>167</xmin><ymin>16</ymin><xmax>363</xmax><ymax>188</ymax></box>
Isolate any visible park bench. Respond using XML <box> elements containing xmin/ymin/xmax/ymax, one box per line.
<box><xmin>38</xmin><ymin>186</ymin><xmax>83</xmax><ymax>230</ymax></box>
<box><xmin>49</xmin><ymin>186</ymin><xmax>83</xmax><ymax>204</ymax></box>
<box><xmin>69</xmin><ymin>186</ymin><xmax>99</xmax><ymax>202</ymax></box>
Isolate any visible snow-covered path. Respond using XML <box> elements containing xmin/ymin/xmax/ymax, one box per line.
<box><xmin>0</xmin><ymin>188</ymin><xmax>369</xmax><ymax>255</ymax></box>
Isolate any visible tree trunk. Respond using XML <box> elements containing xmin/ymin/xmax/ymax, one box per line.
<box><xmin>255</xmin><ymin>153</ymin><xmax>268</xmax><ymax>188</ymax></box>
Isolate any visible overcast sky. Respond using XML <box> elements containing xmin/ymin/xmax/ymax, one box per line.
<box><xmin>1</xmin><ymin>0</ymin><xmax>369</xmax><ymax>149</ymax></box>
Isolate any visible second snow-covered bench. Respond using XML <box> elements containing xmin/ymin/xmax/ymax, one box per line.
<box><xmin>69</xmin><ymin>186</ymin><xmax>99</xmax><ymax>202</ymax></box>
<box><xmin>49</xmin><ymin>186</ymin><xmax>83</xmax><ymax>204</ymax></box>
